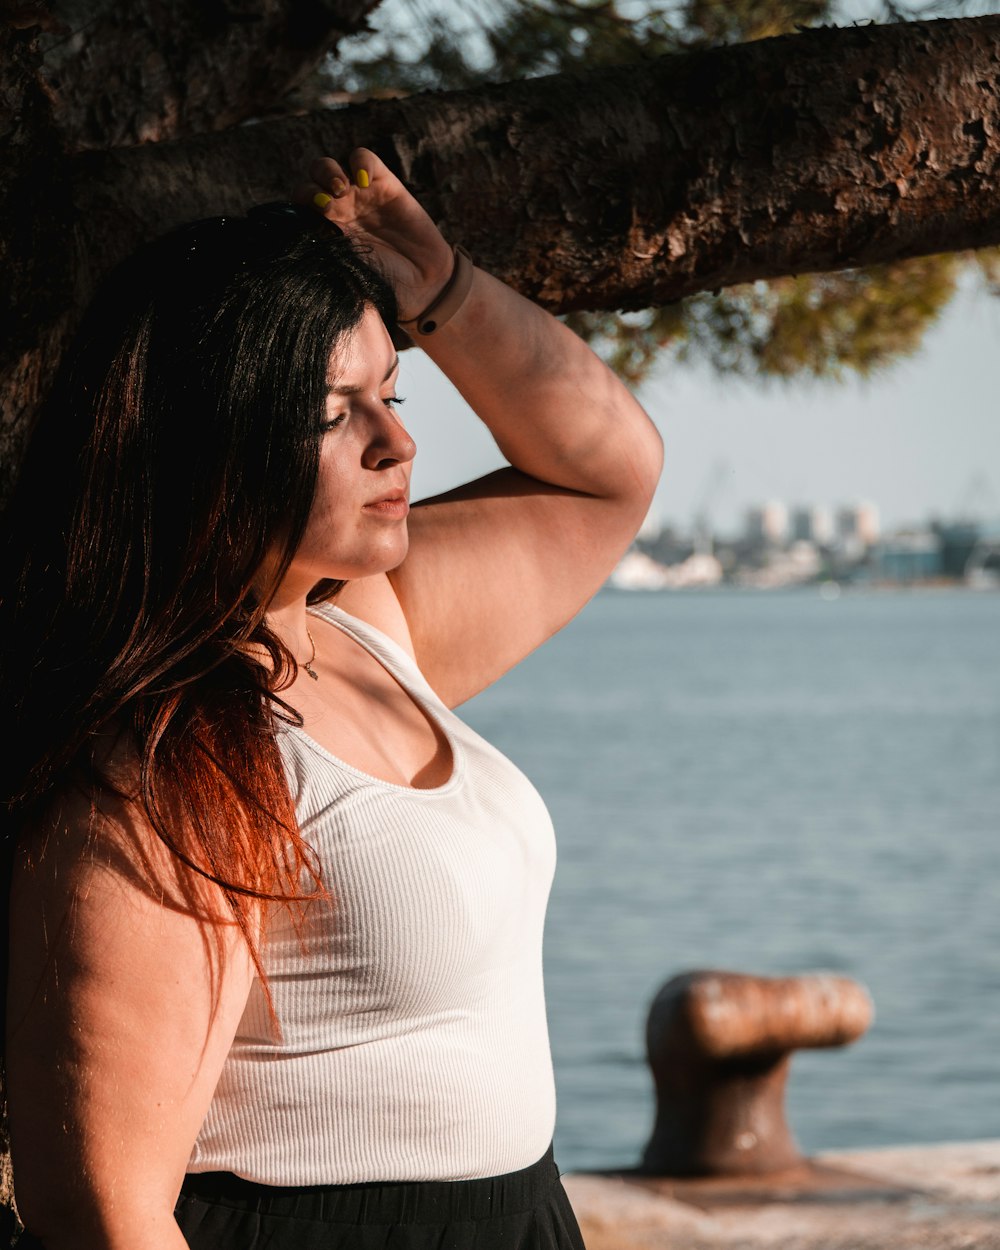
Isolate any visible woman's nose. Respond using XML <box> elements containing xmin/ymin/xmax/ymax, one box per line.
<box><xmin>363</xmin><ymin>405</ymin><xmax>416</xmax><ymax>469</ymax></box>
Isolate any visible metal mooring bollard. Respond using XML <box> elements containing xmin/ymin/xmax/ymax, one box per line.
<box><xmin>641</xmin><ymin>970</ymin><xmax>873</xmax><ymax>1177</ymax></box>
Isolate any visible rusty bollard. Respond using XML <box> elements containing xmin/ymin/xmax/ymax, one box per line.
<box><xmin>641</xmin><ymin>970</ymin><xmax>873</xmax><ymax>1177</ymax></box>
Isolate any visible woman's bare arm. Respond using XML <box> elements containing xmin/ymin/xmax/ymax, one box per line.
<box><xmin>304</xmin><ymin>150</ymin><xmax>664</xmax><ymax>706</ymax></box>
<box><xmin>393</xmin><ymin>265</ymin><xmax>663</xmax><ymax>705</ymax></box>
<box><xmin>6</xmin><ymin>786</ymin><xmax>256</xmax><ymax>1250</ymax></box>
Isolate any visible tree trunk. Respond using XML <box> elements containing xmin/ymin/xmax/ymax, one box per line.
<box><xmin>31</xmin><ymin>0</ymin><xmax>387</xmax><ymax>151</ymax></box>
<box><xmin>4</xmin><ymin>14</ymin><xmax>1000</xmax><ymax>473</ymax></box>
<box><xmin>0</xmin><ymin>0</ymin><xmax>386</xmax><ymax>477</ymax></box>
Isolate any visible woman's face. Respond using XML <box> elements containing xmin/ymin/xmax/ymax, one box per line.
<box><xmin>277</xmin><ymin>305</ymin><xmax>416</xmax><ymax>599</ymax></box>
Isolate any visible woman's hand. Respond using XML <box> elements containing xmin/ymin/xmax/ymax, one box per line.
<box><xmin>298</xmin><ymin>148</ymin><xmax>455</xmax><ymax>321</ymax></box>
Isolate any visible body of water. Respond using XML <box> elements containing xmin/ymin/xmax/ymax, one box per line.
<box><xmin>461</xmin><ymin>587</ymin><xmax>1000</xmax><ymax>1174</ymax></box>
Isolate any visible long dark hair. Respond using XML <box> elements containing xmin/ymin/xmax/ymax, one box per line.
<box><xmin>0</xmin><ymin>205</ymin><xmax>398</xmax><ymax>977</ymax></box>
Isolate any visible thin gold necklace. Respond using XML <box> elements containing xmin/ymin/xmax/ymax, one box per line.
<box><xmin>304</xmin><ymin>628</ymin><xmax>319</xmax><ymax>681</ymax></box>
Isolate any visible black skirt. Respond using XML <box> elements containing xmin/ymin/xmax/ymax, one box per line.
<box><xmin>173</xmin><ymin>1146</ymin><xmax>587</xmax><ymax>1249</ymax></box>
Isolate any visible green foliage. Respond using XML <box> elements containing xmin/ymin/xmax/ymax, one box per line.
<box><xmin>680</xmin><ymin>0</ymin><xmax>831</xmax><ymax>46</ymax></box>
<box><xmin>481</xmin><ymin>0</ymin><xmax>679</xmax><ymax>76</ymax></box>
<box><xmin>563</xmin><ymin>306</ymin><xmax>686</xmax><ymax>386</ymax></box>
<box><xmin>974</xmin><ymin>244</ymin><xmax>1000</xmax><ymax>296</ymax></box>
<box><xmin>744</xmin><ymin>258</ymin><xmax>963</xmax><ymax>378</ymax></box>
<box><xmin>320</xmin><ymin>1</ymin><xmax>680</xmax><ymax>97</ymax></box>
<box><xmin>566</xmin><ymin>251</ymin><xmax>997</xmax><ymax>384</ymax></box>
<box><xmin>314</xmin><ymin>0</ymin><xmax>997</xmax><ymax>385</ymax></box>
<box><xmin>319</xmin><ymin>0</ymin><xmax>846</xmax><ymax>99</ymax></box>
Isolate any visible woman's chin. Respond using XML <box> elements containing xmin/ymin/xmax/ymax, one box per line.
<box><xmin>338</xmin><ymin>535</ymin><xmax>412</xmax><ymax>582</ymax></box>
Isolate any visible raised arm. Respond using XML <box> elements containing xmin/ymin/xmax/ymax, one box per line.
<box><xmin>5</xmin><ymin>787</ymin><xmax>256</xmax><ymax>1250</ymax></box>
<box><xmin>303</xmin><ymin>150</ymin><xmax>664</xmax><ymax>706</ymax></box>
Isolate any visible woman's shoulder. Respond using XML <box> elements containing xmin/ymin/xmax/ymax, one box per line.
<box><xmin>319</xmin><ymin>572</ymin><xmax>417</xmax><ymax>659</ymax></box>
<box><xmin>22</xmin><ymin>724</ymin><xmax>139</xmax><ymax>853</ymax></box>
<box><xmin>15</xmin><ymin>729</ymin><xmax>229</xmax><ymax>925</ymax></box>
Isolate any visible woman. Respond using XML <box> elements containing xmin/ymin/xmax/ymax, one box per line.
<box><xmin>2</xmin><ymin>149</ymin><xmax>662</xmax><ymax>1249</ymax></box>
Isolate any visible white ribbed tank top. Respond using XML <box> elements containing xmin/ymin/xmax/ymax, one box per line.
<box><xmin>188</xmin><ymin>604</ymin><xmax>558</xmax><ymax>1185</ymax></box>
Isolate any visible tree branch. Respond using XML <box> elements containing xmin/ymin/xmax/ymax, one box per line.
<box><xmin>5</xmin><ymin>13</ymin><xmax>999</xmax><ymax>467</ymax></box>
<box><xmin>73</xmin><ymin>14</ymin><xmax>1000</xmax><ymax>312</ymax></box>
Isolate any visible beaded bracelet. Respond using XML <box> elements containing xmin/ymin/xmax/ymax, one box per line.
<box><xmin>399</xmin><ymin>245</ymin><xmax>475</xmax><ymax>336</ymax></box>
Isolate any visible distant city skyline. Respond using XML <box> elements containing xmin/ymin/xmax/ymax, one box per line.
<box><xmin>402</xmin><ymin>277</ymin><xmax>1000</xmax><ymax>537</ymax></box>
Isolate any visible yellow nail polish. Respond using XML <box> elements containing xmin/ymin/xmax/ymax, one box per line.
<box><xmin>331</xmin><ymin>178</ymin><xmax>347</xmax><ymax>197</ymax></box>
<box><xmin>313</xmin><ymin>192</ymin><xmax>333</xmax><ymax>209</ymax></box>
<box><xmin>356</xmin><ymin>169</ymin><xmax>370</xmax><ymax>189</ymax></box>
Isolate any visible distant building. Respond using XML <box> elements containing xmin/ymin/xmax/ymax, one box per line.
<box><xmin>610</xmin><ymin>550</ymin><xmax>723</xmax><ymax>590</ymax></box>
<box><xmin>836</xmin><ymin>502</ymin><xmax>880</xmax><ymax>547</ymax></box>
<box><xmin>736</xmin><ymin>540</ymin><xmax>822</xmax><ymax>589</ymax></box>
<box><xmin>637</xmin><ymin>505</ymin><xmax>663</xmax><ymax>542</ymax></box>
<box><xmin>636</xmin><ymin>525</ymin><xmax>693</xmax><ymax>569</ymax></box>
<box><xmin>932</xmin><ymin>520</ymin><xmax>982</xmax><ymax>579</ymax></box>
<box><xmin>745</xmin><ymin>500</ymin><xmax>788</xmax><ymax>547</ymax></box>
<box><xmin>873</xmin><ymin>532</ymin><xmax>942</xmax><ymax>583</ymax></box>
<box><xmin>965</xmin><ymin>528</ymin><xmax>1000</xmax><ymax>588</ymax></box>
<box><xmin>857</xmin><ymin>503</ymin><xmax>880</xmax><ymax>545</ymax></box>
<box><xmin>790</xmin><ymin>505</ymin><xmax>834</xmax><ymax>546</ymax></box>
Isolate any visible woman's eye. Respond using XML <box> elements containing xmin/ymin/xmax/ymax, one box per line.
<box><xmin>320</xmin><ymin>413</ymin><xmax>347</xmax><ymax>432</ymax></box>
<box><xmin>384</xmin><ymin>395</ymin><xmax>406</xmax><ymax>410</ymax></box>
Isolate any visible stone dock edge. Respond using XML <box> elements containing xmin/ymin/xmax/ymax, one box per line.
<box><xmin>563</xmin><ymin>1139</ymin><xmax>1000</xmax><ymax>1250</ymax></box>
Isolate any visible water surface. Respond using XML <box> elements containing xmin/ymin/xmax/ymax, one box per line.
<box><xmin>461</xmin><ymin>587</ymin><xmax>1000</xmax><ymax>1173</ymax></box>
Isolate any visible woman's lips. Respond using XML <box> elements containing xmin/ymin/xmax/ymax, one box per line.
<box><xmin>362</xmin><ymin>494</ymin><xmax>409</xmax><ymax>519</ymax></box>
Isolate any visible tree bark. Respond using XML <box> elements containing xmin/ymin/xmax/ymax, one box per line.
<box><xmin>31</xmin><ymin>0</ymin><xmax>387</xmax><ymax>151</ymax></box>
<box><xmin>4</xmin><ymin>14</ymin><xmax>1000</xmax><ymax>470</ymax></box>
<box><xmin>74</xmin><ymin>14</ymin><xmax>1000</xmax><ymax>300</ymax></box>
<box><xmin>0</xmin><ymin>0</ymin><xmax>385</xmax><ymax>475</ymax></box>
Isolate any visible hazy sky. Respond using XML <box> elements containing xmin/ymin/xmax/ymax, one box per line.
<box><xmin>401</xmin><ymin>277</ymin><xmax>1000</xmax><ymax>539</ymax></box>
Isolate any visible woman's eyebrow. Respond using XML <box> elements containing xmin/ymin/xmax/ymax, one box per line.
<box><xmin>328</xmin><ymin>355</ymin><xmax>400</xmax><ymax>397</ymax></box>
